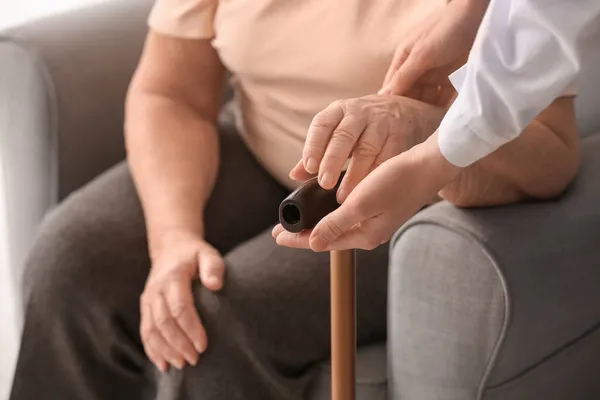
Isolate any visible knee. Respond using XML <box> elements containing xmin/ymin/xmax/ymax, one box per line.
<box><xmin>388</xmin><ymin>222</ymin><xmax>508</xmax><ymax>399</ymax></box>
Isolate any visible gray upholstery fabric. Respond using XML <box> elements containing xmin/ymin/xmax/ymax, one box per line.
<box><xmin>0</xmin><ymin>39</ymin><xmax>56</xmax><ymax>326</ymax></box>
<box><xmin>308</xmin><ymin>344</ymin><xmax>387</xmax><ymax>400</ymax></box>
<box><xmin>389</xmin><ymin>134</ymin><xmax>600</xmax><ymax>399</ymax></box>
<box><xmin>5</xmin><ymin>0</ymin><xmax>152</xmax><ymax>199</ymax></box>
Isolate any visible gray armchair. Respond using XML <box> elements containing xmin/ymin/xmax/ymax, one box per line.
<box><xmin>1</xmin><ymin>0</ymin><xmax>599</xmax><ymax>398</ymax></box>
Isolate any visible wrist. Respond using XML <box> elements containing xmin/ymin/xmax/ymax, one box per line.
<box><xmin>396</xmin><ymin>97</ymin><xmax>446</xmax><ymax>146</ymax></box>
<box><xmin>148</xmin><ymin>225</ymin><xmax>205</xmax><ymax>261</ymax></box>
<box><xmin>413</xmin><ymin>131</ymin><xmax>462</xmax><ymax>186</ymax></box>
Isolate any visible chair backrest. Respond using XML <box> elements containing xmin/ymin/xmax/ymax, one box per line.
<box><xmin>574</xmin><ymin>36</ymin><xmax>600</xmax><ymax>137</ymax></box>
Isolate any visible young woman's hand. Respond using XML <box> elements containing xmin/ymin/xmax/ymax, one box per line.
<box><xmin>379</xmin><ymin>0</ymin><xmax>488</xmax><ymax>104</ymax></box>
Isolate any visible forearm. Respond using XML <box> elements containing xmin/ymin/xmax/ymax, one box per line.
<box><xmin>440</xmin><ymin>99</ymin><xmax>580</xmax><ymax>207</ymax></box>
<box><xmin>125</xmin><ymin>92</ymin><xmax>219</xmax><ymax>257</ymax></box>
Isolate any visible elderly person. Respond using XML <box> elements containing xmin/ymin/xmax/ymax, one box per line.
<box><xmin>10</xmin><ymin>0</ymin><xmax>579</xmax><ymax>399</ymax></box>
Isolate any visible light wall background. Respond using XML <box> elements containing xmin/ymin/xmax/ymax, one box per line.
<box><xmin>1</xmin><ymin>0</ymin><xmax>105</xmax><ymax>30</ymax></box>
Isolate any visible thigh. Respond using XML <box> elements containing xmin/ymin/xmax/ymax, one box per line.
<box><xmin>22</xmin><ymin>121</ymin><xmax>286</xmax><ymax>352</ymax></box>
<box><xmin>197</xmin><ymin>229</ymin><xmax>388</xmax><ymax>372</ymax></box>
<box><xmin>203</xmin><ymin>122</ymin><xmax>289</xmax><ymax>253</ymax></box>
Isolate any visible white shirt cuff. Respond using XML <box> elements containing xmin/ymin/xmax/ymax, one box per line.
<box><xmin>437</xmin><ymin>103</ymin><xmax>500</xmax><ymax>168</ymax></box>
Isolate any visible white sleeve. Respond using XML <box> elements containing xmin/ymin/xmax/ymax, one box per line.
<box><xmin>437</xmin><ymin>0</ymin><xmax>600</xmax><ymax>168</ymax></box>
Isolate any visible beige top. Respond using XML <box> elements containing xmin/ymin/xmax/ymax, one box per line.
<box><xmin>149</xmin><ymin>0</ymin><xmax>447</xmax><ymax>188</ymax></box>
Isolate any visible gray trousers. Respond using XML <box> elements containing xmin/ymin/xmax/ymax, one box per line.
<box><xmin>9</xmin><ymin>125</ymin><xmax>388</xmax><ymax>400</ymax></box>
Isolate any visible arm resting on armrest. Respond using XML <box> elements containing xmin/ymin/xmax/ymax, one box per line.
<box><xmin>440</xmin><ymin>97</ymin><xmax>580</xmax><ymax>207</ymax></box>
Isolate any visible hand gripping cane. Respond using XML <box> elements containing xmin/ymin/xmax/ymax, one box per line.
<box><xmin>279</xmin><ymin>174</ymin><xmax>355</xmax><ymax>400</ymax></box>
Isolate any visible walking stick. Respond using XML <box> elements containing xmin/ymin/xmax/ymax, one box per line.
<box><xmin>279</xmin><ymin>174</ymin><xmax>356</xmax><ymax>400</ymax></box>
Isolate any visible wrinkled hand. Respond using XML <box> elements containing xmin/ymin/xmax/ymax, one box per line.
<box><xmin>140</xmin><ymin>230</ymin><xmax>225</xmax><ymax>372</ymax></box>
<box><xmin>274</xmin><ymin>133</ymin><xmax>460</xmax><ymax>251</ymax></box>
<box><xmin>379</xmin><ymin>0</ymin><xmax>487</xmax><ymax>103</ymax></box>
<box><xmin>290</xmin><ymin>95</ymin><xmax>444</xmax><ymax>203</ymax></box>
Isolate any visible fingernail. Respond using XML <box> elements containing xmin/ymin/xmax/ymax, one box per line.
<box><xmin>195</xmin><ymin>340</ymin><xmax>206</xmax><ymax>354</ymax></box>
<box><xmin>319</xmin><ymin>173</ymin><xmax>334</xmax><ymax>189</ymax></box>
<box><xmin>170</xmin><ymin>358</ymin><xmax>184</xmax><ymax>370</ymax></box>
<box><xmin>306</xmin><ymin>158</ymin><xmax>318</xmax><ymax>174</ymax></box>
<box><xmin>184</xmin><ymin>352</ymin><xmax>198</xmax><ymax>365</ymax></box>
<box><xmin>206</xmin><ymin>275</ymin><xmax>221</xmax><ymax>289</ymax></box>
<box><xmin>378</xmin><ymin>86</ymin><xmax>390</xmax><ymax>95</ymax></box>
<box><xmin>157</xmin><ymin>361</ymin><xmax>167</xmax><ymax>373</ymax></box>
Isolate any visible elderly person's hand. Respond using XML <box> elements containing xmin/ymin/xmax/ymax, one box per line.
<box><xmin>379</xmin><ymin>0</ymin><xmax>487</xmax><ymax>103</ymax></box>
<box><xmin>289</xmin><ymin>94</ymin><xmax>445</xmax><ymax>203</ymax></box>
<box><xmin>140</xmin><ymin>230</ymin><xmax>225</xmax><ymax>372</ymax></box>
<box><xmin>274</xmin><ymin>133</ymin><xmax>460</xmax><ymax>251</ymax></box>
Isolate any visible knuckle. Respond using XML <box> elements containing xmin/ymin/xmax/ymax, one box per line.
<box><xmin>171</xmin><ymin>301</ymin><xmax>191</xmax><ymax>320</ymax></box>
<box><xmin>140</xmin><ymin>326</ymin><xmax>151</xmax><ymax>340</ymax></box>
<box><xmin>140</xmin><ymin>292</ymin><xmax>155</xmax><ymax>309</ymax></box>
<box><xmin>397</xmin><ymin>47</ymin><xmax>410</xmax><ymax>59</ymax></box>
<box><xmin>411</xmin><ymin>46</ymin><xmax>430</xmax><ymax>64</ymax></box>
<box><xmin>142</xmin><ymin>325</ymin><xmax>159</xmax><ymax>342</ymax></box>
<box><xmin>332</xmin><ymin>128</ymin><xmax>358</xmax><ymax>144</ymax></box>
<box><xmin>330</xmin><ymin>99</ymin><xmax>345</xmax><ymax>109</ymax></box>
<box><xmin>322</xmin><ymin>152</ymin><xmax>345</xmax><ymax>165</ymax></box>
<box><xmin>310</xmin><ymin>113</ymin><xmax>331</xmax><ymax>129</ymax></box>
<box><xmin>353</xmin><ymin>139</ymin><xmax>379</xmax><ymax>158</ymax></box>
<box><xmin>156</xmin><ymin>315</ymin><xmax>174</xmax><ymax>331</ymax></box>
<box><xmin>324</xmin><ymin>219</ymin><xmax>344</xmax><ymax>239</ymax></box>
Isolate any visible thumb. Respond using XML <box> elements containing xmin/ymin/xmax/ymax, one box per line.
<box><xmin>384</xmin><ymin>54</ymin><xmax>427</xmax><ymax>96</ymax></box>
<box><xmin>198</xmin><ymin>250</ymin><xmax>225</xmax><ymax>291</ymax></box>
<box><xmin>309</xmin><ymin>203</ymin><xmax>362</xmax><ymax>252</ymax></box>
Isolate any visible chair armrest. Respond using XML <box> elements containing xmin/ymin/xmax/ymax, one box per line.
<box><xmin>3</xmin><ymin>0</ymin><xmax>152</xmax><ymax>198</ymax></box>
<box><xmin>388</xmin><ymin>133</ymin><xmax>600</xmax><ymax>398</ymax></box>
<box><xmin>0</xmin><ymin>0</ymin><xmax>152</xmax><ymax>329</ymax></box>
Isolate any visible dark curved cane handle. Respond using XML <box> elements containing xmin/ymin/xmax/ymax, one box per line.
<box><xmin>278</xmin><ymin>173</ymin><xmax>344</xmax><ymax>233</ymax></box>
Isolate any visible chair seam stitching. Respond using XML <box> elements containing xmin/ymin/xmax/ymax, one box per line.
<box><xmin>393</xmin><ymin>218</ymin><xmax>511</xmax><ymax>400</ymax></box>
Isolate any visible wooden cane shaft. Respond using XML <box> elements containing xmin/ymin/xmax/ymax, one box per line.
<box><xmin>330</xmin><ymin>249</ymin><xmax>356</xmax><ymax>400</ymax></box>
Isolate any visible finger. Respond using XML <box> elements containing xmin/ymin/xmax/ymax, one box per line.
<box><xmin>289</xmin><ymin>159</ymin><xmax>314</xmax><ymax>181</ymax></box>
<box><xmin>387</xmin><ymin>53</ymin><xmax>428</xmax><ymax>96</ymax></box>
<box><xmin>371</xmin><ymin>130</ymin><xmax>412</xmax><ymax>173</ymax></box>
<box><xmin>198</xmin><ymin>251</ymin><xmax>225</xmax><ymax>291</ymax></box>
<box><xmin>142</xmin><ymin>302</ymin><xmax>184</xmax><ymax>370</ymax></box>
<box><xmin>272</xmin><ymin>224</ymin><xmax>286</xmax><ymax>239</ymax></box>
<box><xmin>436</xmin><ymin>85</ymin><xmax>457</xmax><ymax>107</ymax></box>
<box><xmin>303</xmin><ymin>102</ymin><xmax>345</xmax><ymax>174</ymax></box>
<box><xmin>336</xmin><ymin>122</ymin><xmax>386</xmax><ymax>203</ymax></box>
<box><xmin>380</xmin><ymin>47</ymin><xmax>410</xmax><ymax>92</ymax></box>
<box><xmin>421</xmin><ymin>84</ymin><xmax>444</xmax><ymax>105</ymax></box>
<box><xmin>274</xmin><ymin>229</ymin><xmax>312</xmax><ymax>249</ymax></box>
<box><xmin>165</xmin><ymin>277</ymin><xmax>207</xmax><ymax>355</ymax></box>
<box><xmin>309</xmin><ymin>202</ymin><xmax>365</xmax><ymax>252</ymax></box>
<box><xmin>140</xmin><ymin>302</ymin><xmax>167</xmax><ymax>372</ymax></box>
<box><xmin>153</xmin><ymin>294</ymin><xmax>197</xmax><ymax>367</ymax></box>
<box><xmin>319</xmin><ymin>112</ymin><xmax>366</xmax><ymax>190</ymax></box>
<box><xmin>320</xmin><ymin>213</ymin><xmax>395</xmax><ymax>251</ymax></box>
